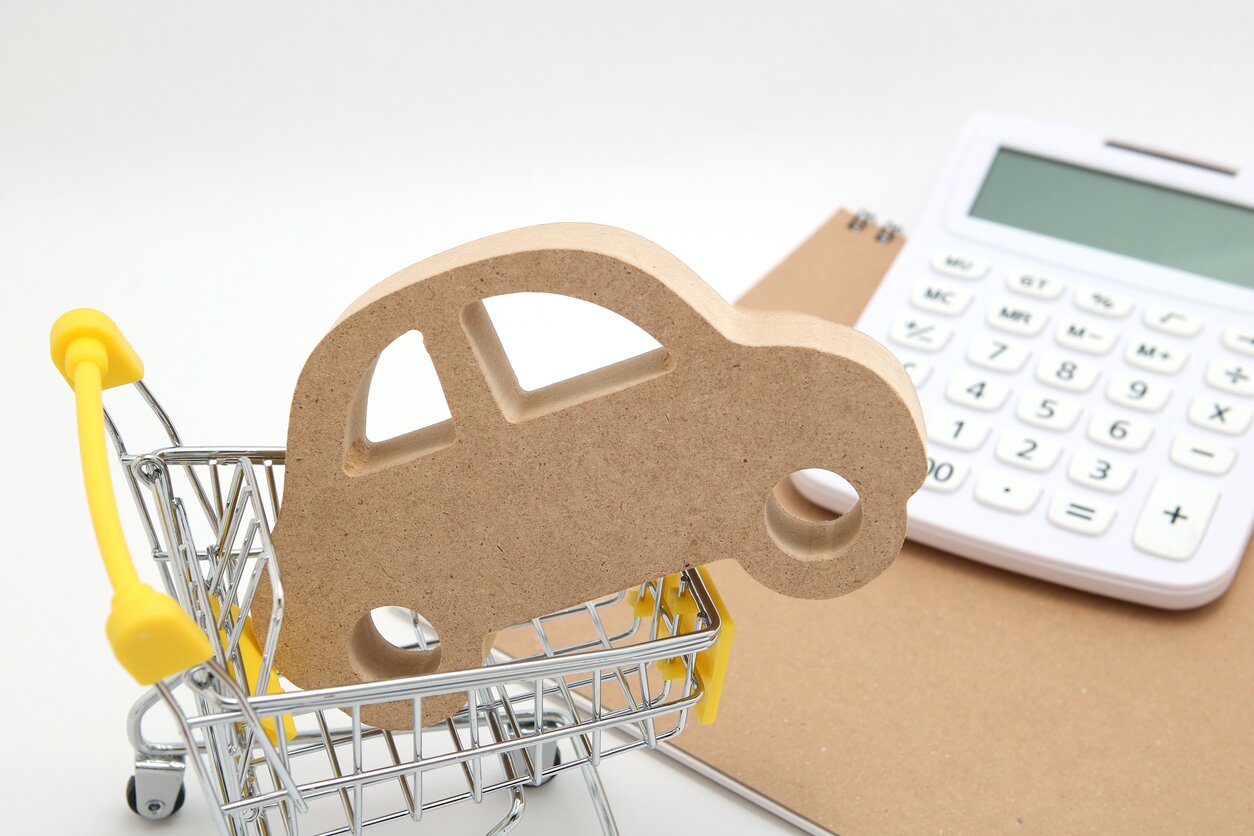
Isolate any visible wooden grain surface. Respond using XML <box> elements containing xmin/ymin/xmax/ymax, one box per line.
<box><xmin>259</xmin><ymin>223</ymin><xmax>925</xmax><ymax>729</ymax></box>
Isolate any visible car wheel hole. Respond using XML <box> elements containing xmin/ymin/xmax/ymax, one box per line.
<box><xmin>764</xmin><ymin>471</ymin><xmax>862</xmax><ymax>562</ymax></box>
<box><xmin>348</xmin><ymin>606</ymin><xmax>442</xmax><ymax>682</ymax></box>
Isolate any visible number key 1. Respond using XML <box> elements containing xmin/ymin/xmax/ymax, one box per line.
<box><xmin>927</xmin><ymin>409</ymin><xmax>992</xmax><ymax>451</ymax></box>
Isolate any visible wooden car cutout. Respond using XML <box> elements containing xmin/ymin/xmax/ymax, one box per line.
<box><xmin>257</xmin><ymin>223</ymin><xmax>926</xmax><ymax>729</ymax></box>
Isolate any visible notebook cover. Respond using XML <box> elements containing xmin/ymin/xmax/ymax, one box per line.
<box><xmin>670</xmin><ymin>210</ymin><xmax>1254</xmax><ymax>834</ymax></box>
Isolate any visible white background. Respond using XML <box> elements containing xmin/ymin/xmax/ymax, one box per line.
<box><xmin>2</xmin><ymin>2</ymin><xmax>1252</xmax><ymax>834</ymax></box>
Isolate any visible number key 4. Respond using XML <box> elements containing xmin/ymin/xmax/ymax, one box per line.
<box><xmin>946</xmin><ymin>371</ymin><xmax>1012</xmax><ymax>411</ymax></box>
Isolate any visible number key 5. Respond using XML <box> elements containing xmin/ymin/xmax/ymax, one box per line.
<box><xmin>1016</xmin><ymin>390</ymin><xmax>1083</xmax><ymax>432</ymax></box>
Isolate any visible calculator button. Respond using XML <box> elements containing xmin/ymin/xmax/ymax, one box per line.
<box><xmin>1204</xmin><ymin>359</ymin><xmax>1254</xmax><ymax>397</ymax></box>
<box><xmin>1067</xmin><ymin>452</ymin><xmax>1135</xmax><ymax>494</ymax></box>
<box><xmin>986</xmin><ymin>298</ymin><xmax>1049</xmax><ymax>337</ymax></box>
<box><xmin>928</xmin><ymin>410</ymin><xmax>991</xmax><ymax>451</ymax></box>
<box><xmin>1221</xmin><ymin>326</ymin><xmax>1254</xmax><ymax>356</ymax></box>
<box><xmin>1007</xmin><ymin>269</ymin><xmax>1065</xmax><ymax>300</ymax></box>
<box><xmin>911</xmin><ymin>281</ymin><xmax>973</xmax><ymax>316</ymax></box>
<box><xmin>1105</xmin><ymin>373</ymin><xmax>1171</xmax><ymax>413</ymax></box>
<box><xmin>1048</xmin><ymin>493</ymin><xmax>1117</xmax><ymax>536</ymax></box>
<box><xmin>966</xmin><ymin>336</ymin><xmax>1030</xmax><ymax>373</ymax></box>
<box><xmin>994</xmin><ymin>433</ymin><xmax>1062</xmax><ymax>472</ymax></box>
<box><xmin>1132</xmin><ymin>477</ymin><xmax>1219</xmax><ymax>561</ymax></box>
<box><xmin>1187</xmin><ymin>395</ymin><xmax>1253</xmax><ymax>435</ymax></box>
<box><xmin>1143</xmin><ymin>306</ymin><xmax>1203</xmax><ymax>337</ymax></box>
<box><xmin>899</xmin><ymin>357</ymin><xmax>933</xmax><ymax>388</ymax></box>
<box><xmin>931</xmin><ymin>251</ymin><xmax>988</xmax><ymax>280</ymax></box>
<box><xmin>1074</xmin><ymin>287</ymin><xmax>1133</xmax><ymax>318</ymax></box>
<box><xmin>1087</xmin><ymin>410</ymin><xmax>1153</xmax><ymax>452</ymax></box>
<box><xmin>1124</xmin><ymin>338</ymin><xmax>1188</xmax><ymax>375</ymax></box>
<box><xmin>974</xmin><ymin>470</ymin><xmax>1042</xmax><ymax>513</ymax></box>
<box><xmin>923</xmin><ymin>456</ymin><xmax>970</xmax><ymax>493</ymax></box>
<box><xmin>889</xmin><ymin>315</ymin><xmax>953</xmax><ymax>352</ymax></box>
<box><xmin>1035</xmin><ymin>351</ymin><xmax>1100</xmax><ymax>393</ymax></box>
<box><xmin>1016</xmin><ymin>391</ymin><xmax>1082</xmax><ymax>432</ymax></box>
<box><xmin>1170</xmin><ymin>435</ymin><xmax>1237</xmax><ymax>476</ymax></box>
<box><xmin>1055</xmin><ymin>318</ymin><xmax>1118</xmax><ymax>355</ymax></box>
<box><xmin>946</xmin><ymin>372</ymin><xmax>1011</xmax><ymax>411</ymax></box>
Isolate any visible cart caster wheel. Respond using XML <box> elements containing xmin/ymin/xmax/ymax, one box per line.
<box><xmin>127</xmin><ymin>774</ymin><xmax>186</xmax><ymax>820</ymax></box>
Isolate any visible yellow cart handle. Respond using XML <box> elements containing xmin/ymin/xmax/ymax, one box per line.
<box><xmin>51</xmin><ymin>309</ymin><xmax>213</xmax><ymax>684</ymax></box>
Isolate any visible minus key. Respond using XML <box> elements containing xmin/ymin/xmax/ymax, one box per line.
<box><xmin>1170</xmin><ymin>435</ymin><xmax>1237</xmax><ymax>476</ymax></box>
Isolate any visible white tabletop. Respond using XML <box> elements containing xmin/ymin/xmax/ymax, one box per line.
<box><xmin>3</xmin><ymin>2</ymin><xmax>1252</xmax><ymax>833</ymax></box>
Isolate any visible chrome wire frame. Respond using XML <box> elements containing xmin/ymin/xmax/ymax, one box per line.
<box><xmin>108</xmin><ymin>382</ymin><xmax>721</xmax><ymax>836</ymax></box>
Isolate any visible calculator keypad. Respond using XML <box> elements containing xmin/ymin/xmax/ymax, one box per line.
<box><xmin>1204</xmin><ymin>359</ymin><xmax>1254</xmax><ymax>397</ymax></box>
<box><xmin>1187</xmin><ymin>396</ymin><xmax>1252</xmax><ymax>435</ymax></box>
<box><xmin>1048</xmin><ymin>492</ymin><xmax>1117</xmax><ymax>536</ymax></box>
<box><xmin>1124</xmin><ymin>338</ymin><xmax>1188</xmax><ymax>374</ymax></box>
<box><xmin>890</xmin><ymin>314</ymin><xmax>953</xmax><ymax>352</ymax></box>
<box><xmin>1105</xmin><ymin>373</ymin><xmax>1171</xmax><ymax>412</ymax></box>
<box><xmin>882</xmin><ymin>248</ymin><xmax>1252</xmax><ymax>571</ymax></box>
<box><xmin>1067</xmin><ymin>451</ymin><xmax>1135</xmax><ymax>493</ymax></box>
<box><xmin>1132</xmin><ymin>477</ymin><xmax>1220</xmax><ymax>560</ymax></box>
<box><xmin>1144</xmin><ymin>306</ymin><xmax>1203</xmax><ymax>337</ymax></box>
<box><xmin>1016</xmin><ymin>391</ymin><xmax>1082</xmax><ymax>432</ymax></box>
<box><xmin>1008</xmin><ymin>269</ymin><xmax>1066</xmax><ymax>299</ymax></box>
<box><xmin>966</xmin><ymin>336</ymin><xmax>1030</xmax><ymax>373</ymax></box>
<box><xmin>1170</xmin><ymin>435</ymin><xmax>1236</xmax><ymax>476</ymax></box>
<box><xmin>912</xmin><ymin>280</ymin><xmax>973</xmax><ymax>315</ymax></box>
<box><xmin>1035</xmin><ymin>352</ymin><xmax>1101</xmax><ymax>392</ymax></box>
<box><xmin>987</xmin><ymin>299</ymin><xmax>1049</xmax><ymax>336</ymax></box>
<box><xmin>995</xmin><ymin>433</ymin><xmax>1062</xmax><ymax>472</ymax></box>
<box><xmin>1075</xmin><ymin>287</ymin><xmax>1134</xmax><ymax>318</ymax></box>
<box><xmin>974</xmin><ymin>470</ymin><xmax>1042</xmax><ymax>513</ymax></box>
<box><xmin>1055</xmin><ymin>317</ymin><xmax>1117</xmax><ymax>354</ymax></box>
<box><xmin>946</xmin><ymin>372</ymin><xmax>1011</xmax><ymax>411</ymax></box>
<box><xmin>928</xmin><ymin>410</ymin><xmax>992</xmax><ymax>451</ymax></box>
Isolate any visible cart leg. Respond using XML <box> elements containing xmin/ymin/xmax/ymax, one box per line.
<box><xmin>537</xmin><ymin>706</ymin><xmax>619</xmax><ymax>834</ymax></box>
<box><xmin>485</xmin><ymin>788</ymin><xmax>526</xmax><ymax>836</ymax></box>
<box><xmin>577</xmin><ymin>760</ymin><xmax>620</xmax><ymax>836</ymax></box>
<box><xmin>128</xmin><ymin>756</ymin><xmax>187</xmax><ymax>820</ymax></box>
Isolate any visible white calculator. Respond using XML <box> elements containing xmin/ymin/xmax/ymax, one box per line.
<box><xmin>795</xmin><ymin>113</ymin><xmax>1254</xmax><ymax>608</ymax></box>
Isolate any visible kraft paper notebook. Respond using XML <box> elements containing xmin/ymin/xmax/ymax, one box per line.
<box><xmin>667</xmin><ymin>210</ymin><xmax>1254</xmax><ymax>834</ymax></box>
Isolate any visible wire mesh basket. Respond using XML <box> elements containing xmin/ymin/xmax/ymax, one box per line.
<box><xmin>96</xmin><ymin>374</ymin><xmax>731</xmax><ymax>836</ymax></box>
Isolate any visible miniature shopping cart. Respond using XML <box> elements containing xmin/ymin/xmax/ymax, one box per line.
<box><xmin>52</xmin><ymin>309</ymin><xmax>733</xmax><ymax>836</ymax></box>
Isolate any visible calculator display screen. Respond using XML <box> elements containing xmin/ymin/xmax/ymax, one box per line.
<box><xmin>969</xmin><ymin>148</ymin><xmax>1254</xmax><ymax>288</ymax></box>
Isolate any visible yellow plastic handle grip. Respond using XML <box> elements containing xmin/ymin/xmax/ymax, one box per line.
<box><xmin>51</xmin><ymin>309</ymin><xmax>213</xmax><ymax>684</ymax></box>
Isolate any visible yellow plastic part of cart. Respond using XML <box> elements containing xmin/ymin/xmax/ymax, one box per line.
<box><xmin>52</xmin><ymin>309</ymin><xmax>295</xmax><ymax>739</ymax></box>
<box><xmin>629</xmin><ymin>569</ymin><xmax>734</xmax><ymax>724</ymax></box>
<box><xmin>51</xmin><ymin>308</ymin><xmax>213</xmax><ymax>684</ymax></box>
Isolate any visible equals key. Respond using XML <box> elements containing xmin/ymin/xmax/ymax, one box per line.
<box><xmin>1049</xmin><ymin>493</ymin><xmax>1116</xmax><ymax>535</ymax></box>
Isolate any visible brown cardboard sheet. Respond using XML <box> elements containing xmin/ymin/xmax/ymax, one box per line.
<box><xmin>670</xmin><ymin>211</ymin><xmax>1254</xmax><ymax>834</ymax></box>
